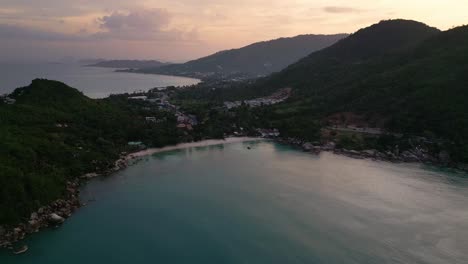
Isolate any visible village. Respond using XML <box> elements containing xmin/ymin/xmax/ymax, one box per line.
<box><xmin>127</xmin><ymin>90</ymin><xmax>199</xmax><ymax>132</ymax></box>
<box><xmin>223</xmin><ymin>87</ymin><xmax>292</xmax><ymax>109</ymax></box>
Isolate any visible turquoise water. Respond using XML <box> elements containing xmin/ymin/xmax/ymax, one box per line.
<box><xmin>0</xmin><ymin>62</ymin><xmax>199</xmax><ymax>98</ymax></box>
<box><xmin>2</xmin><ymin>141</ymin><xmax>468</xmax><ymax>263</ymax></box>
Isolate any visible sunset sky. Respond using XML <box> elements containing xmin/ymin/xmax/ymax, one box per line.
<box><xmin>1</xmin><ymin>0</ymin><xmax>467</xmax><ymax>62</ymax></box>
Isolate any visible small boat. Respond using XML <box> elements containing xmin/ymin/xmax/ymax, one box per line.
<box><xmin>247</xmin><ymin>146</ymin><xmax>251</xmax><ymax>150</ymax></box>
<box><xmin>13</xmin><ymin>245</ymin><xmax>28</xmax><ymax>255</ymax></box>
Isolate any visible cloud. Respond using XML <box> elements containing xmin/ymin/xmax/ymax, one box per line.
<box><xmin>0</xmin><ymin>8</ymin><xmax>198</xmax><ymax>43</ymax></box>
<box><xmin>98</xmin><ymin>9</ymin><xmax>171</xmax><ymax>31</ymax></box>
<box><xmin>323</xmin><ymin>6</ymin><xmax>361</xmax><ymax>14</ymax></box>
<box><xmin>93</xmin><ymin>8</ymin><xmax>198</xmax><ymax>41</ymax></box>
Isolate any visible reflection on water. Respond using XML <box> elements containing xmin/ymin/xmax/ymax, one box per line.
<box><xmin>1</xmin><ymin>141</ymin><xmax>467</xmax><ymax>264</ymax></box>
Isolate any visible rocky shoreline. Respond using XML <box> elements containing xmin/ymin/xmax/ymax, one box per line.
<box><xmin>0</xmin><ymin>180</ymin><xmax>80</xmax><ymax>251</ymax></box>
<box><xmin>277</xmin><ymin>137</ymin><xmax>468</xmax><ymax>172</ymax></box>
<box><xmin>0</xmin><ymin>151</ymin><xmax>135</xmax><ymax>252</ymax></box>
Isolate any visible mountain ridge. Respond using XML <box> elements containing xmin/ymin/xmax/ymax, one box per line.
<box><xmin>136</xmin><ymin>34</ymin><xmax>348</xmax><ymax>79</ymax></box>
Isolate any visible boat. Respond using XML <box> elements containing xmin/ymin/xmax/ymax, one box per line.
<box><xmin>13</xmin><ymin>245</ymin><xmax>28</xmax><ymax>255</ymax></box>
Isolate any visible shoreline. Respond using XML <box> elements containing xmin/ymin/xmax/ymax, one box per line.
<box><xmin>0</xmin><ymin>137</ymin><xmax>261</xmax><ymax>252</ymax></box>
<box><xmin>275</xmin><ymin>138</ymin><xmax>468</xmax><ymax>173</ymax></box>
<box><xmin>128</xmin><ymin>137</ymin><xmax>262</xmax><ymax>159</ymax></box>
<box><xmin>2</xmin><ymin>136</ymin><xmax>465</xmax><ymax>252</ymax></box>
<box><xmin>114</xmin><ymin>69</ymin><xmax>203</xmax><ymax>83</ymax></box>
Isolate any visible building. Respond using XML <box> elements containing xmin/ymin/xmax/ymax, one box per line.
<box><xmin>3</xmin><ymin>97</ymin><xmax>16</xmax><ymax>104</ymax></box>
<box><xmin>128</xmin><ymin>96</ymin><xmax>148</xmax><ymax>101</ymax></box>
<box><xmin>145</xmin><ymin>117</ymin><xmax>157</xmax><ymax>123</ymax></box>
<box><xmin>257</xmin><ymin>129</ymin><xmax>280</xmax><ymax>138</ymax></box>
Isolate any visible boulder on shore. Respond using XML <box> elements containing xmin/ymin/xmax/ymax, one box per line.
<box><xmin>80</xmin><ymin>173</ymin><xmax>99</xmax><ymax>179</ymax></box>
<box><xmin>302</xmin><ymin>142</ymin><xmax>314</xmax><ymax>151</ymax></box>
<box><xmin>49</xmin><ymin>213</ymin><xmax>65</xmax><ymax>224</ymax></box>
<box><xmin>30</xmin><ymin>212</ymin><xmax>38</xmax><ymax>220</ymax></box>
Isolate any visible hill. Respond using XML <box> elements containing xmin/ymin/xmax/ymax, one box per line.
<box><xmin>0</xmin><ymin>80</ymin><xmax>178</xmax><ymax>225</ymax></box>
<box><xmin>257</xmin><ymin>20</ymin><xmax>468</xmax><ymax>161</ymax></box>
<box><xmin>263</xmin><ymin>19</ymin><xmax>441</xmax><ymax>93</ymax></box>
<box><xmin>136</xmin><ymin>34</ymin><xmax>348</xmax><ymax>79</ymax></box>
<box><xmin>175</xmin><ymin>20</ymin><xmax>468</xmax><ymax>162</ymax></box>
<box><xmin>87</xmin><ymin>60</ymin><xmax>170</xmax><ymax>69</ymax></box>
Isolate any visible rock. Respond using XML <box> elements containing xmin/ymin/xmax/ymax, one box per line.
<box><xmin>401</xmin><ymin>151</ymin><xmax>419</xmax><ymax>162</ymax></box>
<box><xmin>28</xmin><ymin>220</ymin><xmax>39</xmax><ymax>230</ymax></box>
<box><xmin>13</xmin><ymin>228</ymin><xmax>22</xmax><ymax>234</ymax></box>
<box><xmin>362</xmin><ymin>149</ymin><xmax>376</xmax><ymax>157</ymax></box>
<box><xmin>323</xmin><ymin>142</ymin><xmax>336</xmax><ymax>151</ymax></box>
<box><xmin>80</xmin><ymin>173</ymin><xmax>99</xmax><ymax>179</ymax></box>
<box><xmin>438</xmin><ymin>150</ymin><xmax>451</xmax><ymax>164</ymax></box>
<box><xmin>302</xmin><ymin>142</ymin><xmax>314</xmax><ymax>151</ymax></box>
<box><xmin>30</xmin><ymin>212</ymin><xmax>38</xmax><ymax>220</ymax></box>
<box><xmin>38</xmin><ymin>207</ymin><xmax>45</xmax><ymax>215</ymax></box>
<box><xmin>49</xmin><ymin>213</ymin><xmax>65</xmax><ymax>224</ymax></box>
<box><xmin>376</xmin><ymin>152</ymin><xmax>387</xmax><ymax>159</ymax></box>
<box><xmin>344</xmin><ymin>149</ymin><xmax>360</xmax><ymax>155</ymax></box>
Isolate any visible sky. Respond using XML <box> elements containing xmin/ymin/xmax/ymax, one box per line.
<box><xmin>0</xmin><ymin>0</ymin><xmax>467</xmax><ymax>62</ymax></box>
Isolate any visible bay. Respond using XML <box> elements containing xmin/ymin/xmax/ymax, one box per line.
<box><xmin>0</xmin><ymin>62</ymin><xmax>200</xmax><ymax>98</ymax></box>
<box><xmin>1</xmin><ymin>140</ymin><xmax>468</xmax><ymax>263</ymax></box>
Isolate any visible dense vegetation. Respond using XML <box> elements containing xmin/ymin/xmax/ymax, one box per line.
<box><xmin>264</xmin><ymin>20</ymin><xmax>468</xmax><ymax>161</ymax></box>
<box><xmin>137</xmin><ymin>34</ymin><xmax>347</xmax><ymax>78</ymax></box>
<box><xmin>3</xmin><ymin>19</ymin><xmax>468</xmax><ymax>227</ymax></box>
<box><xmin>0</xmin><ymin>80</ymin><xmax>179</xmax><ymax>224</ymax></box>
<box><xmin>175</xmin><ymin>19</ymin><xmax>468</xmax><ymax>162</ymax></box>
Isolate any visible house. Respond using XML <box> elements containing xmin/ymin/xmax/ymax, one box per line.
<box><xmin>145</xmin><ymin>117</ymin><xmax>157</xmax><ymax>123</ymax></box>
<box><xmin>128</xmin><ymin>96</ymin><xmax>147</xmax><ymax>100</ymax></box>
<box><xmin>257</xmin><ymin>128</ymin><xmax>280</xmax><ymax>138</ymax></box>
<box><xmin>128</xmin><ymin>141</ymin><xmax>146</xmax><ymax>149</ymax></box>
<box><xmin>3</xmin><ymin>97</ymin><xmax>16</xmax><ymax>104</ymax></box>
<box><xmin>187</xmin><ymin>115</ymin><xmax>199</xmax><ymax>126</ymax></box>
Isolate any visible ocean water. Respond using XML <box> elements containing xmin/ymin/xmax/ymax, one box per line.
<box><xmin>0</xmin><ymin>62</ymin><xmax>199</xmax><ymax>98</ymax></box>
<box><xmin>1</xmin><ymin>140</ymin><xmax>468</xmax><ymax>263</ymax></box>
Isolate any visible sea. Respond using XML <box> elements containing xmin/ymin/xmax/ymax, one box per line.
<box><xmin>0</xmin><ymin>62</ymin><xmax>200</xmax><ymax>98</ymax></box>
<box><xmin>1</xmin><ymin>140</ymin><xmax>467</xmax><ymax>264</ymax></box>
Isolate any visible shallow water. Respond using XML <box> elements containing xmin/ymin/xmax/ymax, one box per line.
<box><xmin>2</xmin><ymin>141</ymin><xmax>468</xmax><ymax>263</ymax></box>
<box><xmin>0</xmin><ymin>62</ymin><xmax>199</xmax><ymax>98</ymax></box>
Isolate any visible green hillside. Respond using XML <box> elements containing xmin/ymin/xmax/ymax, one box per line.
<box><xmin>137</xmin><ymin>34</ymin><xmax>347</xmax><ymax>78</ymax></box>
<box><xmin>175</xmin><ymin>20</ymin><xmax>468</xmax><ymax>162</ymax></box>
<box><xmin>262</xmin><ymin>21</ymin><xmax>468</xmax><ymax>161</ymax></box>
<box><xmin>0</xmin><ymin>80</ymin><xmax>177</xmax><ymax>224</ymax></box>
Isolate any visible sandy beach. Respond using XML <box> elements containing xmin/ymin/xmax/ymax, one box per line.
<box><xmin>128</xmin><ymin>137</ymin><xmax>262</xmax><ymax>159</ymax></box>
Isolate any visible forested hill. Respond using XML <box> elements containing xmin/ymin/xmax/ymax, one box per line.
<box><xmin>263</xmin><ymin>19</ymin><xmax>441</xmax><ymax>92</ymax></box>
<box><xmin>0</xmin><ymin>80</ymin><xmax>178</xmax><ymax>224</ymax></box>
<box><xmin>174</xmin><ymin>19</ymin><xmax>468</xmax><ymax>162</ymax></box>
<box><xmin>136</xmin><ymin>34</ymin><xmax>348</xmax><ymax>78</ymax></box>
<box><xmin>255</xmin><ymin>20</ymin><xmax>468</xmax><ymax>161</ymax></box>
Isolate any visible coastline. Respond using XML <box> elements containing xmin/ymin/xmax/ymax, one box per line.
<box><xmin>275</xmin><ymin>137</ymin><xmax>468</xmax><ymax>173</ymax></box>
<box><xmin>0</xmin><ymin>137</ymin><xmax>261</xmax><ymax>252</ymax></box>
<box><xmin>114</xmin><ymin>69</ymin><xmax>203</xmax><ymax>83</ymax></box>
<box><xmin>128</xmin><ymin>137</ymin><xmax>262</xmax><ymax>159</ymax></box>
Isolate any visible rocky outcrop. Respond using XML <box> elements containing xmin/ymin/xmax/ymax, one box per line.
<box><xmin>0</xmin><ymin>148</ymin><xmax>150</xmax><ymax>250</ymax></box>
<box><xmin>0</xmin><ymin>180</ymin><xmax>80</xmax><ymax>249</ymax></box>
<box><xmin>277</xmin><ymin>137</ymin><xmax>460</xmax><ymax>169</ymax></box>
